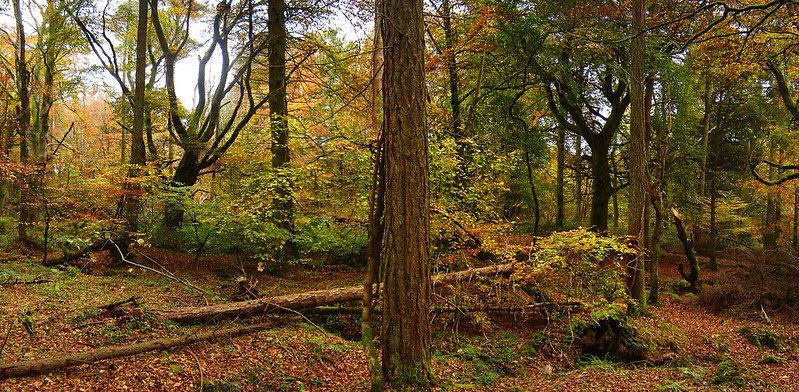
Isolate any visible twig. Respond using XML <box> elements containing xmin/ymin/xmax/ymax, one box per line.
<box><xmin>267</xmin><ymin>302</ymin><xmax>329</xmax><ymax>335</ymax></box>
<box><xmin>185</xmin><ymin>349</ymin><xmax>203</xmax><ymax>392</ymax></box>
<box><xmin>0</xmin><ymin>321</ymin><xmax>13</xmax><ymax>359</ymax></box>
<box><xmin>761</xmin><ymin>304</ymin><xmax>771</xmax><ymax>324</ymax></box>
<box><xmin>107</xmin><ymin>241</ymin><xmax>212</xmax><ymax>301</ymax></box>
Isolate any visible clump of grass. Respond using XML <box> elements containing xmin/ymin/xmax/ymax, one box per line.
<box><xmin>737</xmin><ymin>326</ymin><xmax>783</xmax><ymax>350</ymax></box>
<box><xmin>758</xmin><ymin>354</ymin><xmax>784</xmax><ymax>365</ymax></box>
<box><xmin>710</xmin><ymin>360</ymin><xmax>745</xmax><ymax>386</ymax></box>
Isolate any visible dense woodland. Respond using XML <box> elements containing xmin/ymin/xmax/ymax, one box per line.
<box><xmin>2</xmin><ymin>0</ymin><xmax>799</xmax><ymax>390</ymax></box>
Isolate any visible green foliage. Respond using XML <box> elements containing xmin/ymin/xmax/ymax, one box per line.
<box><xmin>655</xmin><ymin>380</ymin><xmax>687</xmax><ymax>391</ymax></box>
<box><xmin>679</xmin><ymin>366</ymin><xmax>707</xmax><ymax>383</ymax></box>
<box><xmin>0</xmin><ymin>216</ymin><xmax>14</xmax><ymax>248</ymax></box>
<box><xmin>737</xmin><ymin>326</ymin><xmax>783</xmax><ymax>350</ymax></box>
<box><xmin>294</xmin><ymin>217</ymin><xmax>367</xmax><ymax>262</ymax></box>
<box><xmin>710</xmin><ymin>360</ymin><xmax>745</xmax><ymax>386</ymax></box>
<box><xmin>517</xmin><ymin>229</ymin><xmax>634</xmax><ymax>308</ymax></box>
<box><xmin>576</xmin><ymin>354</ymin><xmax>617</xmax><ymax>369</ymax></box>
<box><xmin>759</xmin><ymin>354</ymin><xmax>784</xmax><ymax>364</ymax></box>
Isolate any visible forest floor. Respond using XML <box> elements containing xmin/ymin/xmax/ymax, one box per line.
<box><xmin>0</xmin><ymin>247</ymin><xmax>798</xmax><ymax>391</ymax></box>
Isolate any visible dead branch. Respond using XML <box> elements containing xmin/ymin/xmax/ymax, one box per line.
<box><xmin>671</xmin><ymin>207</ymin><xmax>700</xmax><ymax>292</ymax></box>
<box><xmin>0</xmin><ymin>321</ymin><xmax>276</xmax><ymax>380</ymax></box>
<box><xmin>1</xmin><ymin>275</ymin><xmax>53</xmax><ymax>286</ymax></box>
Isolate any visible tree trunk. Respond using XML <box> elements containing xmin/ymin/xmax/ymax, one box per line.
<box><xmin>362</xmin><ymin>7</ymin><xmax>385</xmax><ymax>388</ymax></box>
<box><xmin>588</xmin><ymin>140</ymin><xmax>612</xmax><ymax>232</ymax></box>
<box><xmin>626</xmin><ymin>0</ymin><xmax>647</xmax><ymax>309</ymax></box>
<box><xmin>14</xmin><ymin>0</ymin><xmax>33</xmax><ymax>245</ymax></box>
<box><xmin>763</xmin><ymin>140</ymin><xmax>779</xmax><ymax>249</ymax></box>
<box><xmin>155</xmin><ymin>264</ymin><xmax>515</xmax><ymax>323</ymax></box>
<box><xmin>699</xmin><ymin>75</ymin><xmax>712</xmax><ymax>206</ymax></box>
<box><xmin>793</xmin><ymin>184</ymin><xmax>798</xmax><ymax>252</ymax></box>
<box><xmin>525</xmin><ymin>151</ymin><xmax>540</xmax><ymax>238</ymax></box>
<box><xmin>575</xmin><ymin>135</ymin><xmax>583</xmax><ymax>222</ymax></box>
<box><xmin>380</xmin><ymin>0</ymin><xmax>433</xmax><ymax>385</ymax></box>
<box><xmin>121</xmin><ymin>0</ymin><xmax>149</xmax><ymax>236</ymax></box>
<box><xmin>269</xmin><ymin>0</ymin><xmax>297</xmax><ymax>259</ymax></box>
<box><xmin>611</xmin><ymin>141</ymin><xmax>620</xmax><ymax>230</ymax></box>
<box><xmin>672</xmin><ymin>208</ymin><xmax>700</xmax><ymax>292</ymax></box>
<box><xmin>709</xmin><ymin>177</ymin><xmax>718</xmax><ymax>270</ymax></box>
<box><xmin>556</xmin><ymin>127</ymin><xmax>565</xmax><ymax>228</ymax></box>
<box><xmin>164</xmin><ymin>150</ymin><xmax>200</xmax><ymax>228</ymax></box>
<box><xmin>649</xmin><ymin>81</ymin><xmax>671</xmax><ymax>305</ymax></box>
<box><xmin>442</xmin><ymin>0</ymin><xmax>468</xmax><ymax>188</ymax></box>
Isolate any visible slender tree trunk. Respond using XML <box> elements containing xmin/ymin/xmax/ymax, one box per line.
<box><xmin>120</xmin><ymin>0</ymin><xmax>149</xmax><ymax>238</ymax></box>
<box><xmin>763</xmin><ymin>139</ymin><xmax>779</xmax><ymax>249</ymax></box>
<box><xmin>362</xmin><ymin>7</ymin><xmax>385</xmax><ymax>389</ymax></box>
<box><xmin>793</xmin><ymin>184</ymin><xmax>798</xmax><ymax>253</ymax></box>
<box><xmin>121</xmin><ymin>128</ymin><xmax>127</xmax><ymax>164</ymax></box>
<box><xmin>626</xmin><ymin>0</ymin><xmax>647</xmax><ymax>309</ymax></box>
<box><xmin>525</xmin><ymin>152</ymin><xmax>540</xmax><ymax>238</ymax></box>
<box><xmin>556</xmin><ymin>127</ymin><xmax>565</xmax><ymax>228</ymax></box>
<box><xmin>575</xmin><ymin>135</ymin><xmax>583</xmax><ymax>222</ymax></box>
<box><xmin>649</xmin><ymin>81</ymin><xmax>671</xmax><ymax>305</ymax></box>
<box><xmin>699</xmin><ymin>75</ymin><xmax>712</xmax><ymax>211</ymax></box>
<box><xmin>381</xmin><ymin>0</ymin><xmax>433</xmax><ymax>385</ymax></box>
<box><xmin>611</xmin><ymin>141</ymin><xmax>620</xmax><ymax>230</ymax></box>
<box><xmin>269</xmin><ymin>0</ymin><xmax>298</xmax><ymax>258</ymax></box>
<box><xmin>14</xmin><ymin>0</ymin><xmax>33</xmax><ymax>245</ymax></box>
<box><xmin>145</xmin><ymin>108</ymin><xmax>158</xmax><ymax>161</ymax></box>
<box><xmin>709</xmin><ymin>176</ymin><xmax>718</xmax><ymax>270</ymax></box>
<box><xmin>442</xmin><ymin>0</ymin><xmax>468</xmax><ymax>188</ymax></box>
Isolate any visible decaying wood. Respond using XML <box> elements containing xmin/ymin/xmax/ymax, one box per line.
<box><xmin>98</xmin><ymin>296</ymin><xmax>140</xmax><ymax>312</ymax></box>
<box><xmin>0</xmin><ymin>321</ymin><xmax>276</xmax><ymax>380</ymax></box>
<box><xmin>671</xmin><ymin>207</ymin><xmax>700</xmax><ymax>292</ymax></box>
<box><xmin>303</xmin><ymin>302</ymin><xmax>582</xmax><ymax>316</ymax></box>
<box><xmin>1</xmin><ymin>275</ymin><xmax>52</xmax><ymax>286</ymax></box>
<box><xmin>155</xmin><ymin>263</ymin><xmax>516</xmax><ymax>323</ymax></box>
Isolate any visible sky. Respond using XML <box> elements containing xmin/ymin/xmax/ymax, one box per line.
<box><xmin>0</xmin><ymin>1</ymin><xmax>365</xmax><ymax>109</ymax></box>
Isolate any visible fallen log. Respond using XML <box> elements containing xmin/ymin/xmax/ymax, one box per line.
<box><xmin>1</xmin><ymin>276</ymin><xmax>53</xmax><ymax>286</ymax></box>
<box><xmin>155</xmin><ymin>263</ymin><xmax>516</xmax><ymax>323</ymax></box>
<box><xmin>302</xmin><ymin>302</ymin><xmax>582</xmax><ymax>316</ymax></box>
<box><xmin>0</xmin><ymin>321</ymin><xmax>276</xmax><ymax>380</ymax></box>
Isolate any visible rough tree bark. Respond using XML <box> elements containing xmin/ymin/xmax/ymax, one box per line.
<box><xmin>649</xmin><ymin>81</ymin><xmax>671</xmax><ymax>304</ymax></box>
<box><xmin>119</xmin><ymin>0</ymin><xmax>149</xmax><ymax>241</ymax></box>
<box><xmin>626</xmin><ymin>0</ymin><xmax>647</xmax><ymax>309</ymax></box>
<box><xmin>380</xmin><ymin>0</ymin><xmax>433</xmax><ymax>386</ymax></box>
<box><xmin>362</xmin><ymin>4</ymin><xmax>385</xmax><ymax>388</ymax></box>
<box><xmin>556</xmin><ymin>126</ymin><xmax>565</xmax><ymax>228</ymax></box>
<box><xmin>269</xmin><ymin>0</ymin><xmax>298</xmax><ymax>258</ymax></box>
<box><xmin>14</xmin><ymin>0</ymin><xmax>33</xmax><ymax>245</ymax></box>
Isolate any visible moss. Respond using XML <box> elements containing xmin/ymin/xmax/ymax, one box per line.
<box><xmin>758</xmin><ymin>354</ymin><xmax>784</xmax><ymax>364</ymax></box>
<box><xmin>710</xmin><ymin>360</ymin><xmax>745</xmax><ymax>386</ymax></box>
<box><xmin>737</xmin><ymin>326</ymin><xmax>783</xmax><ymax>350</ymax></box>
